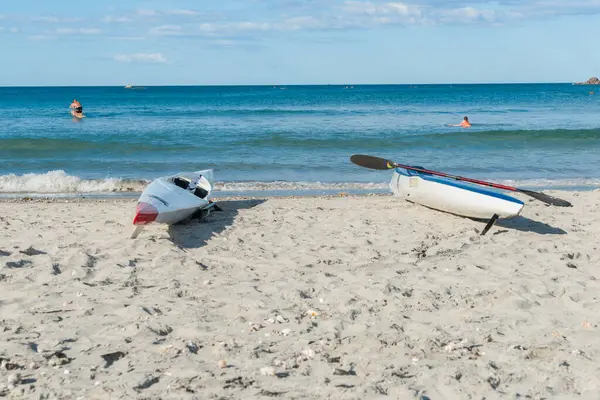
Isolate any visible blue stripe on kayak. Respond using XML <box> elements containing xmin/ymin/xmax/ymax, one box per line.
<box><xmin>394</xmin><ymin>168</ymin><xmax>524</xmax><ymax>205</ymax></box>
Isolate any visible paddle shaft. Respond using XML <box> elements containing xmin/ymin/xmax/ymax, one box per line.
<box><xmin>391</xmin><ymin>162</ymin><xmax>520</xmax><ymax>193</ymax></box>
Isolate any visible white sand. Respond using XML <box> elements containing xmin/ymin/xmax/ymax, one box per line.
<box><xmin>1</xmin><ymin>190</ymin><xmax>599</xmax><ymax>399</ymax></box>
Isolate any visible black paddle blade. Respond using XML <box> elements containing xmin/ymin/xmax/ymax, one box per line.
<box><xmin>520</xmin><ymin>189</ymin><xmax>572</xmax><ymax>207</ymax></box>
<box><xmin>350</xmin><ymin>154</ymin><xmax>397</xmax><ymax>170</ymax></box>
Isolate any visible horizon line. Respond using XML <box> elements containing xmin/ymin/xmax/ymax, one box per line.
<box><xmin>0</xmin><ymin>81</ymin><xmax>585</xmax><ymax>88</ymax></box>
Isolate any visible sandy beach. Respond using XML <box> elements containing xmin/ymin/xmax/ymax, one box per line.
<box><xmin>1</xmin><ymin>190</ymin><xmax>599</xmax><ymax>399</ymax></box>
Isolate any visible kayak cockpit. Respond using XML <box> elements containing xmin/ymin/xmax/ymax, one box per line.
<box><xmin>172</xmin><ymin>176</ymin><xmax>210</xmax><ymax>199</ymax></box>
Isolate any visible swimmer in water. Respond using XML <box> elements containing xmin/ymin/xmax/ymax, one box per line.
<box><xmin>449</xmin><ymin>116</ymin><xmax>471</xmax><ymax>128</ymax></box>
<box><xmin>69</xmin><ymin>99</ymin><xmax>84</xmax><ymax>118</ymax></box>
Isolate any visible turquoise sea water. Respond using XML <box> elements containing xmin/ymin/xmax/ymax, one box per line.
<box><xmin>0</xmin><ymin>84</ymin><xmax>599</xmax><ymax>196</ymax></box>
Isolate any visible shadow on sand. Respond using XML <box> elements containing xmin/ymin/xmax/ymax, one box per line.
<box><xmin>483</xmin><ymin>215</ymin><xmax>567</xmax><ymax>235</ymax></box>
<box><xmin>416</xmin><ymin>202</ymin><xmax>568</xmax><ymax>236</ymax></box>
<box><xmin>167</xmin><ymin>199</ymin><xmax>267</xmax><ymax>249</ymax></box>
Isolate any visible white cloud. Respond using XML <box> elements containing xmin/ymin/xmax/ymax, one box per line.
<box><xmin>102</xmin><ymin>0</ymin><xmax>561</xmax><ymax>42</ymax></box>
<box><xmin>103</xmin><ymin>16</ymin><xmax>133</xmax><ymax>23</ymax></box>
<box><xmin>279</xmin><ymin>16</ymin><xmax>323</xmax><ymax>30</ymax></box>
<box><xmin>167</xmin><ymin>9</ymin><xmax>199</xmax><ymax>16</ymax></box>
<box><xmin>199</xmin><ymin>23</ymin><xmax>217</xmax><ymax>32</ymax></box>
<box><xmin>437</xmin><ymin>6</ymin><xmax>498</xmax><ymax>23</ymax></box>
<box><xmin>343</xmin><ymin>1</ymin><xmax>427</xmax><ymax>24</ymax></box>
<box><xmin>235</xmin><ymin>22</ymin><xmax>272</xmax><ymax>31</ymax></box>
<box><xmin>388</xmin><ymin>2</ymin><xmax>420</xmax><ymax>15</ymax></box>
<box><xmin>137</xmin><ymin>9</ymin><xmax>159</xmax><ymax>17</ymax></box>
<box><xmin>108</xmin><ymin>36</ymin><xmax>146</xmax><ymax>41</ymax></box>
<box><xmin>56</xmin><ymin>28</ymin><xmax>102</xmax><ymax>35</ymax></box>
<box><xmin>195</xmin><ymin>17</ymin><xmax>324</xmax><ymax>36</ymax></box>
<box><xmin>114</xmin><ymin>53</ymin><xmax>168</xmax><ymax>64</ymax></box>
<box><xmin>344</xmin><ymin>1</ymin><xmax>384</xmax><ymax>15</ymax></box>
<box><xmin>132</xmin><ymin>8</ymin><xmax>204</xmax><ymax>19</ymax></box>
<box><xmin>34</xmin><ymin>16</ymin><xmax>83</xmax><ymax>23</ymax></box>
<box><xmin>340</xmin><ymin>1</ymin><xmax>520</xmax><ymax>25</ymax></box>
<box><xmin>130</xmin><ymin>8</ymin><xmax>204</xmax><ymax>21</ymax></box>
<box><xmin>149</xmin><ymin>25</ymin><xmax>183</xmax><ymax>36</ymax></box>
<box><xmin>9</xmin><ymin>0</ymin><xmax>591</xmax><ymax>45</ymax></box>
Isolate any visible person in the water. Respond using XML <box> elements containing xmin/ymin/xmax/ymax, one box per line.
<box><xmin>450</xmin><ymin>116</ymin><xmax>471</xmax><ymax>128</ymax></box>
<box><xmin>69</xmin><ymin>99</ymin><xmax>83</xmax><ymax>117</ymax></box>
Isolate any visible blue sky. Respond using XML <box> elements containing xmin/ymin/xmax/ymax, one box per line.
<box><xmin>0</xmin><ymin>0</ymin><xmax>599</xmax><ymax>85</ymax></box>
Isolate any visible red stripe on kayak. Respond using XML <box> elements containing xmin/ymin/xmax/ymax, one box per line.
<box><xmin>133</xmin><ymin>202</ymin><xmax>158</xmax><ymax>225</ymax></box>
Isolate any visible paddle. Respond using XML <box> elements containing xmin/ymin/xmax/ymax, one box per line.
<box><xmin>350</xmin><ymin>154</ymin><xmax>572</xmax><ymax>207</ymax></box>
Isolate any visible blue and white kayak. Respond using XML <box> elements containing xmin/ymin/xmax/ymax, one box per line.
<box><xmin>390</xmin><ymin>168</ymin><xmax>524</xmax><ymax>219</ymax></box>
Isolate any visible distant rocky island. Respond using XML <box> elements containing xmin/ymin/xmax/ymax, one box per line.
<box><xmin>574</xmin><ymin>76</ymin><xmax>600</xmax><ymax>85</ymax></box>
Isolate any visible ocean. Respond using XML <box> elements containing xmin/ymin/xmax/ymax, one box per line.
<box><xmin>1</xmin><ymin>84</ymin><xmax>599</xmax><ymax>197</ymax></box>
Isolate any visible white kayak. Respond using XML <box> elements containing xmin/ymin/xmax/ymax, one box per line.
<box><xmin>131</xmin><ymin>169</ymin><xmax>218</xmax><ymax>238</ymax></box>
<box><xmin>390</xmin><ymin>167</ymin><xmax>524</xmax><ymax>219</ymax></box>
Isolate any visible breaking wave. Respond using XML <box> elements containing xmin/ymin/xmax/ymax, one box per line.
<box><xmin>0</xmin><ymin>170</ymin><xmax>598</xmax><ymax>195</ymax></box>
<box><xmin>0</xmin><ymin>171</ymin><xmax>148</xmax><ymax>193</ymax></box>
<box><xmin>0</xmin><ymin>170</ymin><xmax>388</xmax><ymax>194</ymax></box>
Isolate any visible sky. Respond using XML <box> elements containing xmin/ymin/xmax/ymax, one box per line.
<box><xmin>0</xmin><ymin>0</ymin><xmax>599</xmax><ymax>85</ymax></box>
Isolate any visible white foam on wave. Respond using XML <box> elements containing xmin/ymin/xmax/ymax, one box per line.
<box><xmin>0</xmin><ymin>171</ymin><xmax>147</xmax><ymax>193</ymax></box>
<box><xmin>0</xmin><ymin>171</ymin><xmax>390</xmax><ymax>194</ymax></box>
<box><xmin>0</xmin><ymin>171</ymin><xmax>598</xmax><ymax>194</ymax></box>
